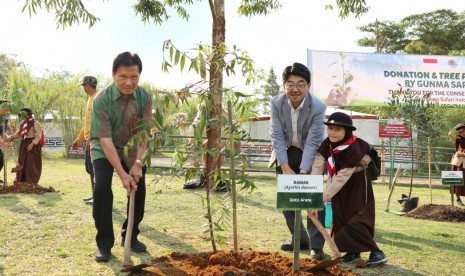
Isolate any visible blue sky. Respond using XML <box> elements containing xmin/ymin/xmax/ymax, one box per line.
<box><xmin>1</xmin><ymin>0</ymin><xmax>463</xmax><ymax>90</ymax></box>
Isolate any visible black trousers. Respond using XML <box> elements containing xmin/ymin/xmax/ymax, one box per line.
<box><xmin>85</xmin><ymin>145</ymin><xmax>95</xmax><ymax>192</ymax></box>
<box><xmin>85</xmin><ymin>145</ymin><xmax>94</xmax><ymax>177</ymax></box>
<box><xmin>277</xmin><ymin>146</ymin><xmax>326</xmax><ymax>250</ymax></box>
<box><xmin>92</xmin><ymin>158</ymin><xmax>147</xmax><ymax>249</ymax></box>
<box><xmin>0</xmin><ymin>148</ymin><xmax>3</xmax><ymax>172</ymax></box>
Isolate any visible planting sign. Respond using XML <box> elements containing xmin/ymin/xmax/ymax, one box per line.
<box><xmin>441</xmin><ymin>171</ymin><xmax>464</xmax><ymax>186</ymax></box>
<box><xmin>307</xmin><ymin>50</ymin><xmax>465</xmax><ymax>106</ymax></box>
<box><xmin>276</xmin><ymin>175</ymin><xmax>323</xmax><ymax>210</ymax></box>
<box><xmin>379</xmin><ymin>119</ymin><xmax>412</xmax><ymax>138</ymax></box>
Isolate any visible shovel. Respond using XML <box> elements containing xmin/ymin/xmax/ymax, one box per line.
<box><xmin>304</xmin><ymin>213</ymin><xmax>342</xmax><ymax>271</ymax></box>
<box><xmin>121</xmin><ymin>188</ymin><xmax>150</xmax><ymax>272</ymax></box>
<box><xmin>11</xmin><ymin>161</ymin><xmax>22</xmax><ymax>173</ymax></box>
<box><xmin>10</xmin><ymin>143</ymin><xmax>22</xmax><ymax>173</ymax></box>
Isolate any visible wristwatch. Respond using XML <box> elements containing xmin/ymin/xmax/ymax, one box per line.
<box><xmin>135</xmin><ymin>159</ymin><xmax>143</xmax><ymax>166</ymax></box>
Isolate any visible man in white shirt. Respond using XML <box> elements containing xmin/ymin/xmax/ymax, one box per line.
<box><xmin>269</xmin><ymin>62</ymin><xmax>327</xmax><ymax>260</ymax></box>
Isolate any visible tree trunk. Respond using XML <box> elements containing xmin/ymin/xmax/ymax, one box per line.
<box><xmin>205</xmin><ymin>0</ymin><xmax>225</xmax><ymax>190</ymax></box>
<box><xmin>204</xmin><ymin>0</ymin><xmax>225</xmax><ymax>253</ymax></box>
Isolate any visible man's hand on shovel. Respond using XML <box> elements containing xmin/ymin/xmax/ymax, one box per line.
<box><xmin>121</xmin><ymin>173</ymin><xmax>138</xmax><ymax>195</ymax></box>
<box><xmin>121</xmin><ymin>160</ymin><xmax>144</xmax><ymax>194</ymax></box>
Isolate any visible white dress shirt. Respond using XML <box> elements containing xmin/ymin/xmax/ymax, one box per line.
<box><xmin>288</xmin><ymin>98</ymin><xmax>305</xmax><ymax>148</ymax></box>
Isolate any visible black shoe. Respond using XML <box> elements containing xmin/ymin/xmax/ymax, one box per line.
<box><xmin>183</xmin><ymin>179</ymin><xmax>204</xmax><ymax>189</ymax></box>
<box><xmin>367</xmin><ymin>250</ymin><xmax>388</xmax><ymax>266</ymax></box>
<box><xmin>341</xmin><ymin>252</ymin><xmax>361</xmax><ymax>264</ymax></box>
<box><xmin>95</xmin><ymin>248</ymin><xmax>111</xmax><ymax>262</ymax></box>
<box><xmin>457</xmin><ymin>200</ymin><xmax>464</xmax><ymax>206</ymax></box>
<box><xmin>310</xmin><ymin>249</ymin><xmax>325</xmax><ymax>261</ymax></box>
<box><xmin>83</xmin><ymin>196</ymin><xmax>93</xmax><ymax>202</ymax></box>
<box><xmin>280</xmin><ymin>242</ymin><xmax>309</xmax><ymax>251</ymax></box>
<box><xmin>213</xmin><ymin>179</ymin><xmax>230</xmax><ymax>192</ymax></box>
<box><xmin>0</xmin><ymin>179</ymin><xmax>4</xmax><ymax>183</ymax></box>
<box><xmin>121</xmin><ymin>239</ymin><xmax>147</xmax><ymax>253</ymax></box>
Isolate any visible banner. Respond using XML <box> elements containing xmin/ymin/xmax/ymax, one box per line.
<box><xmin>307</xmin><ymin>50</ymin><xmax>465</xmax><ymax>106</ymax></box>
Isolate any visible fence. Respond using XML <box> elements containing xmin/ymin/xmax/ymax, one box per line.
<box><xmin>153</xmin><ymin>136</ymin><xmax>457</xmax><ymax>180</ymax></box>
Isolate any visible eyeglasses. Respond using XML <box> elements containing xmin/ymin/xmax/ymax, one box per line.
<box><xmin>285</xmin><ymin>82</ymin><xmax>307</xmax><ymax>90</ymax></box>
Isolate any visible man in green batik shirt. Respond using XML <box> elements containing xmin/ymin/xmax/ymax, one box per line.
<box><xmin>90</xmin><ymin>52</ymin><xmax>152</xmax><ymax>262</ymax></box>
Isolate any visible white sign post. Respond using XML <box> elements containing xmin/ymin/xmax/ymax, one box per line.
<box><xmin>277</xmin><ymin>174</ymin><xmax>324</xmax><ymax>272</ymax></box>
<box><xmin>441</xmin><ymin>171</ymin><xmax>464</xmax><ymax>205</ymax></box>
<box><xmin>277</xmin><ymin>175</ymin><xmax>324</xmax><ymax>210</ymax></box>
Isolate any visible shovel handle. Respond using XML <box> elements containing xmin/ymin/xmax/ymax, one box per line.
<box><xmin>123</xmin><ymin>189</ymin><xmax>136</xmax><ymax>267</ymax></box>
<box><xmin>308</xmin><ymin>212</ymin><xmax>342</xmax><ymax>260</ymax></box>
<box><xmin>385</xmin><ymin>164</ymin><xmax>402</xmax><ymax>212</ymax></box>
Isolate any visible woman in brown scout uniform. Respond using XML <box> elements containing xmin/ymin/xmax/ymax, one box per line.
<box><xmin>7</xmin><ymin>108</ymin><xmax>43</xmax><ymax>185</ymax></box>
<box><xmin>309</xmin><ymin>112</ymin><xmax>388</xmax><ymax>267</ymax></box>
<box><xmin>448</xmin><ymin>123</ymin><xmax>465</xmax><ymax>206</ymax></box>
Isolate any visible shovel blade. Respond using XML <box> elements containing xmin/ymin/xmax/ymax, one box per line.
<box><xmin>121</xmin><ymin>263</ymin><xmax>151</xmax><ymax>272</ymax></box>
<box><xmin>305</xmin><ymin>258</ymin><xmax>341</xmax><ymax>271</ymax></box>
<box><xmin>11</xmin><ymin>165</ymin><xmax>22</xmax><ymax>173</ymax></box>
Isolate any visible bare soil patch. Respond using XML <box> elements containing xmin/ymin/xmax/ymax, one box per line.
<box><xmin>405</xmin><ymin>204</ymin><xmax>465</xmax><ymax>222</ymax></box>
<box><xmin>129</xmin><ymin>250</ymin><xmax>359</xmax><ymax>276</ymax></box>
<box><xmin>0</xmin><ymin>182</ymin><xmax>56</xmax><ymax>194</ymax></box>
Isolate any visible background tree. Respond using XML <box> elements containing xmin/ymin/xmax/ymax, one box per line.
<box><xmin>1</xmin><ymin>64</ymin><xmax>86</xmax><ymax>155</ymax></box>
<box><xmin>0</xmin><ymin>54</ymin><xmax>23</xmax><ymax>93</ymax></box>
<box><xmin>260</xmin><ymin>67</ymin><xmax>280</xmax><ymax>114</ymax></box>
<box><xmin>402</xmin><ymin>9</ymin><xmax>465</xmax><ymax>55</ymax></box>
<box><xmin>325</xmin><ymin>0</ymin><xmax>369</xmax><ymax>19</ymax></box>
<box><xmin>356</xmin><ymin>20</ymin><xmax>408</xmax><ymax>53</ymax></box>
<box><xmin>357</xmin><ymin>9</ymin><xmax>465</xmax><ymax>55</ymax></box>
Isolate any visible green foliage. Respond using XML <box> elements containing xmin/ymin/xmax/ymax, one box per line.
<box><xmin>448</xmin><ymin>49</ymin><xmax>465</xmax><ymax>56</ymax></box>
<box><xmin>22</xmin><ymin>0</ymin><xmax>100</xmax><ymax>28</ymax></box>
<box><xmin>1</xmin><ymin>65</ymin><xmax>30</xmax><ymax>114</ymax></box>
<box><xmin>51</xmin><ymin>75</ymin><xmax>87</xmax><ymax>154</ymax></box>
<box><xmin>356</xmin><ymin>20</ymin><xmax>409</xmax><ymax>53</ymax></box>
<box><xmin>404</xmin><ymin>40</ymin><xmax>432</xmax><ymax>55</ymax></box>
<box><xmin>0</xmin><ymin>54</ymin><xmax>23</xmax><ymax>93</ymax></box>
<box><xmin>162</xmin><ymin>40</ymin><xmax>255</xmax><ymax>85</ymax></box>
<box><xmin>134</xmin><ymin>0</ymin><xmax>194</xmax><ymax>25</ymax></box>
<box><xmin>402</xmin><ymin>9</ymin><xmax>465</xmax><ymax>55</ymax></box>
<box><xmin>385</xmin><ymin>86</ymin><xmax>452</xmax><ymax>173</ymax></box>
<box><xmin>357</xmin><ymin>9</ymin><xmax>465</xmax><ymax>55</ymax></box>
<box><xmin>386</xmin><ymin>87</ymin><xmax>438</xmax><ymax>141</ymax></box>
<box><xmin>149</xmin><ymin>86</ymin><xmax>258</xmax><ymax>250</ymax></box>
<box><xmin>325</xmin><ymin>0</ymin><xmax>369</xmax><ymax>19</ymax></box>
<box><xmin>237</xmin><ymin>0</ymin><xmax>282</xmax><ymax>17</ymax></box>
<box><xmin>259</xmin><ymin>67</ymin><xmax>280</xmax><ymax>114</ymax></box>
<box><xmin>0</xmin><ymin>61</ymin><xmax>87</xmax><ymax>155</ymax></box>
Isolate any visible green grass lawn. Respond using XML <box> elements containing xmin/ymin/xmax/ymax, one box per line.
<box><xmin>0</xmin><ymin>158</ymin><xmax>464</xmax><ymax>275</ymax></box>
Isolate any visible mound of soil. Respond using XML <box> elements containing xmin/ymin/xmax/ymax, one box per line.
<box><xmin>132</xmin><ymin>250</ymin><xmax>359</xmax><ymax>276</ymax></box>
<box><xmin>405</xmin><ymin>204</ymin><xmax>465</xmax><ymax>222</ymax></box>
<box><xmin>0</xmin><ymin>182</ymin><xmax>56</xmax><ymax>194</ymax></box>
